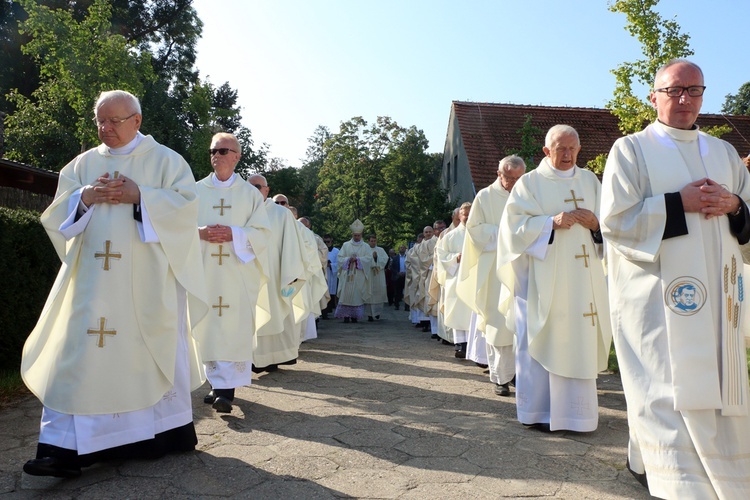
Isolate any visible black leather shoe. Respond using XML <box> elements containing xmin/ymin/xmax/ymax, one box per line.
<box><xmin>212</xmin><ymin>396</ymin><xmax>233</xmax><ymax>413</ymax></box>
<box><xmin>23</xmin><ymin>457</ymin><xmax>82</xmax><ymax>478</ymax></box>
<box><xmin>441</xmin><ymin>340</ymin><xmax>452</xmax><ymax>345</ymax></box>
<box><xmin>494</xmin><ymin>383</ymin><xmax>511</xmax><ymax>397</ymax></box>
<box><xmin>368</xmin><ymin>316</ymin><xmax>374</xmax><ymax>322</ymax></box>
<box><xmin>344</xmin><ymin>317</ymin><xmax>350</xmax><ymax>323</ymax></box>
<box><xmin>203</xmin><ymin>390</ymin><xmax>216</xmax><ymax>404</ymax></box>
<box><xmin>455</xmin><ymin>350</ymin><xmax>466</xmax><ymax>359</ymax></box>
<box><xmin>430</xmin><ymin>334</ymin><xmax>439</xmax><ymax>339</ymax></box>
<box><xmin>351</xmin><ymin>318</ymin><xmax>358</xmax><ymax>323</ymax></box>
<box><xmin>404</xmin><ymin>305</ymin><xmax>410</xmax><ymax>311</ymax></box>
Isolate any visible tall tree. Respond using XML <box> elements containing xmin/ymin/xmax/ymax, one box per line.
<box><xmin>4</xmin><ymin>0</ymin><xmax>155</xmax><ymax>168</ymax></box>
<box><xmin>722</xmin><ymin>82</ymin><xmax>750</xmax><ymax>116</ymax></box>
<box><xmin>316</xmin><ymin>117</ymin><xmax>451</xmax><ymax>249</ymax></box>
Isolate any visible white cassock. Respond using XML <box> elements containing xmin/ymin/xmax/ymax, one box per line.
<box><xmin>193</xmin><ymin>173</ymin><xmax>270</xmax><ymax>390</ymax></box>
<box><xmin>431</xmin><ymin>228</ymin><xmax>454</xmax><ymax>342</ymax></box>
<box><xmin>438</xmin><ymin>225</ymin><xmax>472</xmax><ymax>342</ymax></box>
<box><xmin>458</xmin><ymin>178</ymin><xmax>515</xmax><ymax>382</ymax></box>
<box><xmin>365</xmin><ymin>245</ymin><xmax>389</xmax><ymax>318</ymax></box>
<box><xmin>498</xmin><ymin>158</ymin><xmax>611</xmax><ymax>432</ymax></box>
<box><xmin>292</xmin><ymin>221</ymin><xmax>328</xmax><ymax>341</ymax></box>
<box><xmin>253</xmin><ymin>200</ymin><xmax>306</xmax><ymax>368</ymax></box>
<box><xmin>405</xmin><ymin>245</ymin><xmax>420</xmax><ymax>322</ymax></box>
<box><xmin>417</xmin><ymin>237</ymin><xmax>437</xmax><ymax>324</ymax></box>
<box><xmin>22</xmin><ymin>133</ymin><xmax>207</xmax><ymax>455</ymax></box>
<box><xmin>326</xmin><ymin>247</ymin><xmax>339</xmax><ymax>296</ymax></box>
<box><xmin>601</xmin><ymin>121</ymin><xmax>750</xmax><ymax>499</ymax></box>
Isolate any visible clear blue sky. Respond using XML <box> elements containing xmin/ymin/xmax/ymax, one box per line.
<box><xmin>192</xmin><ymin>0</ymin><xmax>749</xmax><ymax>167</ymax></box>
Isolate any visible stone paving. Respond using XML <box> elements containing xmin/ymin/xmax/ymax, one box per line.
<box><xmin>1</xmin><ymin>307</ymin><xmax>652</xmax><ymax>498</ymax></box>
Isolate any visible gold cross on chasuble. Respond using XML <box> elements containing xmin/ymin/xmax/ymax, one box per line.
<box><xmin>211</xmin><ymin>245</ymin><xmax>230</xmax><ymax>265</ymax></box>
<box><xmin>213</xmin><ymin>198</ymin><xmax>232</xmax><ymax>216</ymax></box>
<box><xmin>583</xmin><ymin>302</ymin><xmax>598</xmax><ymax>327</ymax></box>
<box><xmin>213</xmin><ymin>296</ymin><xmax>229</xmax><ymax>316</ymax></box>
<box><xmin>575</xmin><ymin>244</ymin><xmax>590</xmax><ymax>268</ymax></box>
<box><xmin>95</xmin><ymin>240</ymin><xmax>122</xmax><ymax>271</ymax></box>
<box><xmin>564</xmin><ymin>189</ymin><xmax>584</xmax><ymax>209</ymax></box>
<box><xmin>87</xmin><ymin>317</ymin><xmax>117</xmax><ymax>347</ymax></box>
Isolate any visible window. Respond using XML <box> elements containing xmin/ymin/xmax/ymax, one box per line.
<box><xmin>453</xmin><ymin>155</ymin><xmax>458</xmax><ymax>185</ymax></box>
<box><xmin>446</xmin><ymin>161</ymin><xmax>451</xmax><ymax>186</ymax></box>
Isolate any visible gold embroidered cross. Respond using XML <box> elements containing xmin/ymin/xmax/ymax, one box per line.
<box><xmin>564</xmin><ymin>189</ymin><xmax>584</xmax><ymax>209</ymax></box>
<box><xmin>575</xmin><ymin>244</ymin><xmax>590</xmax><ymax>268</ymax></box>
<box><xmin>95</xmin><ymin>240</ymin><xmax>122</xmax><ymax>271</ymax></box>
<box><xmin>213</xmin><ymin>198</ymin><xmax>231</xmax><ymax>216</ymax></box>
<box><xmin>87</xmin><ymin>317</ymin><xmax>117</xmax><ymax>348</ymax></box>
<box><xmin>211</xmin><ymin>244</ymin><xmax>230</xmax><ymax>265</ymax></box>
<box><xmin>583</xmin><ymin>302</ymin><xmax>598</xmax><ymax>327</ymax></box>
<box><xmin>213</xmin><ymin>296</ymin><xmax>229</xmax><ymax>317</ymax></box>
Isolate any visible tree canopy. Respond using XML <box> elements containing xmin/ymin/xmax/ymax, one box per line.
<box><xmin>723</xmin><ymin>82</ymin><xmax>750</xmax><ymax>117</ymax></box>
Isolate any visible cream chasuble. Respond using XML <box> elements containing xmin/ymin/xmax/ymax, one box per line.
<box><xmin>497</xmin><ymin>159</ymin><xmax>611</xmax><ymax>380</ymax></box>
<box><xmin>457</xmin><ymin>178</ymin><xmax>514</xmax><ymax>346</ymax></box>
<box><xmin>337</xmin><ymin>240</ymin><xmax>372</xmax><ymax>306</ymax></box>
<box><xmin>253</xmin><ymin>200</ymin><xmax>306</xmax><ymax>367</ymax></box>
<box><xmin>292</xmin><ymin>221</ymin><xmax>328</xmax><ymax>323</ymax></box>
<box><xmin>601</xmin><ymin>121</ymin><xmax>750</xmax><ymax>499</ymax></box>
<box><xmin>367</xmin><ymin>246</ymin><xmax>389</xmax><ymax>305</ymax></box>
<box><xmin>416</xmin><ymin>237</ymin><xmax>437</xmax><ymax>314</ymax></box>
<box><xmin>22</xmin><ymin>135</ymin><xmax>208</xmax><ymax>416</ymax></box>
<box><xmin>404</xmin><ymin>245</ymin><xmax>419</xmax><ymax>307</ymax></box>
<box><xmin>438</xmin><ymin>224</ymin><xmax>473</xmax><ymax>331</ymax></box>
<box><xmin>192</xmin><ymin>174</ymin><xmax>271</xmax><ymax>363</ymax></box>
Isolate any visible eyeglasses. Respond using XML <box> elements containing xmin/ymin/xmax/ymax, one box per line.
<box><xmin>653</xmin><ymin>86</ymin><xmax>706</xmax><ymax>98</ymax></box>
<box><xmin>275</xmin><ymin>200</ymin><xmax>288</xmax><ymax>205</ymax></box>
<box><xmin>93</xmin><ymin>113</ymin><xmax>137</xmax><ymax>128</ymax></box>
<box><xmin>501</xmin><ymin>173</ymin><xmax>522</xmax><ymax>182</ymax></box>
<box><xmin>252</xmin><ymin>183</ymin><xmax>267</xmax><ymax>190</ymax></box>
<box><xmin>209</xmin><ymin>148</ymin><xmax>237</xmax><ymax>156</ymax></box>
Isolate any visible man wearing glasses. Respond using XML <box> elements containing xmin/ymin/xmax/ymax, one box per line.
<box><xmin>192</xmin><ymin>133</ymin><xmax>271</xmax><ymax>414</ymax></box>
<box><xmin>22</xmin><ymin>90</ymin><xmax>208</xmax><ymax>477</ymax></box>
<box><xmin>601</xmin><ymin>59</ymin><xmax>750</xmax><ymax>498</ymax></box>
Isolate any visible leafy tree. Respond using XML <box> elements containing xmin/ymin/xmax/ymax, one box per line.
<box><xmin>722</xmin><ymin>82</ymin><xmax>750</xmax><ymax>116</ymax></box>
<box><xmin>506</xmin><ymin>114</ymin><xmax>543</xmax><ymax>170</ymax></box>
<box><xmin>588</xmin><ymin>0</ymin><xmax>693</xmax><ymax>174</ymax></box>
<box><xmin>296</xmin><ymin>125</ymin><xmax>331</xmax><ymax>222</ymax></box>
<box><xmin>4</xmin><ymin>0</ymin><xmax>155</xmax><ymax>168</ymax></box>
<box><xmin>316</xmin><ymin>117</ymin><xmax>451</xmax><ymax>249</ymax></box>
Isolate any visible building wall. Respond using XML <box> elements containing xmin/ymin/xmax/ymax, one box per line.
<box><xmin>441</xmin><ymin>107</ymin><xmax>475</xmax><ymax>206</ymax></box>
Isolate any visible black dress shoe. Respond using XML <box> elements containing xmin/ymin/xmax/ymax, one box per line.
<box><xmin>344</xmin><ymin>317</ymin><xmax>350</xmax><ymax>323</ymax></box>
<box><xmin>430</xmin><ymin>334</ymin><xmax>439</xmax><ymax>339</ymax></box>
<box><xmin>375</xmin><ymin>315</ymin><xmax>380</xmax><ymax>320</ymax></box>
<box><xmin>441</xmin><ymin>340</ymin><xmax>452</xmax><ymax>345</ymax></box>
<box><xmin>368</xmin><ymin>316</ymin><xmax>374</xmax><ymax>322</ymax></box>
<box><xmin>455</xmin><ymin>350</ymin><xmax>466</xmax><ymax>359</ymax></box>
<box><xmin>203</xmin><ymin>390</ymin><xmax>216</xmax><ymax>404</ymax></box>
<box><xmin>475</xmin><ymin>363</ymin><xmax>488</xmax><ymax>369</ymax></box>
<box><xmin>523</xmin><ymin>422</ymin><xmax>551</xmax><ymax>433</ymax></box>
<box><xmin>494</xmin><ymin>383</ymin><xmax>511</xmax><ymax>397</ymax></box>
<box><xmin>404</xmin><ymin>305</ymin><xmax>410</xmax><ymax>311</ymax></box>
<box><xmin>351</xmin><ymin>318</ymin><xmax>358</xmax><ymax>323</ymax></box>
<box><xmin>23</xmin><ymin>457</ymin><xmax>82</xmax><ymax>478</ymax></box>
<box><xmin>212</xmin><ymin>396</ymin><xmax>233</xmax><ymax>413</ymax></box>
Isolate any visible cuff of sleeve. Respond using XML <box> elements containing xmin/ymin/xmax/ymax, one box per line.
<box><xmin>663</xmin><ymin>192</ymin><xmax>688</xmax><ymax>240</ymax></box>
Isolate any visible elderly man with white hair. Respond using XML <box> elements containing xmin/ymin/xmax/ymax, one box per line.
<box><xmin>497</xmin><ymin>125</ymin><xmax>611</xmax><ymax>432</ymax></box>
<box><xmin>22</xmin><ymin>90</ymin><xmax>207</xmax><ymax>477</ymax></box>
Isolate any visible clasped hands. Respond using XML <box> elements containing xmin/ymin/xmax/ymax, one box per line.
<box><xmin>552</xmin><ymin>208</ymin><xmax>599</xmax><ymax>231</ymax></box>
<box><xmin>81</xmin><ymin>172</ymin><xmax>141</xmax><ymax>206</ymax></box>
<box><xmin>680</xmin><ymin>178</ymin><xmax>741</xmax><ymax>219</ymax></box>
<box><xmin>199</xmin><ymin>224</ymin><xmax>233</xmax><ymax>243</ymax></box>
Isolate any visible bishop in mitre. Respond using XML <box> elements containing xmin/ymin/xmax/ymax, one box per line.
<box><xmin>335</xmin><ymin>219</ymin><xmax>372</xmax><ymax>322</ymax></box>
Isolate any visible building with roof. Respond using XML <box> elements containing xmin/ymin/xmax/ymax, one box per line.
<box><xmin>442</xmin><ymin>101</ymin><xmax>750</xmax><ymax>204</ymax></box>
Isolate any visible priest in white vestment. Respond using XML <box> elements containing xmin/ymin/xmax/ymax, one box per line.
<box><xmin>323</xmin><ymin>236</ymin><xmax>339</xmax><ymax>319</ymax></box>
<box><xmin>497</xmin><ymin>125</ymin><xmax>612</xmax><ymax>433</ymax></box>
<box><xmin>247</xmin><ymin>177</ymin><xmax>306</xmax><ymax>372</ymax></box>
<box><xmin>335</xmin><ymin>219</ymin><xmax>372</xmax><ymax>322</ymax></box>
<box><xmin>22</xmin><ymin>90</ymin><xmax>208</xmax><ymax>478</ymax></box>
<box><xmin>458</xmin><ymin>156</ymin><xmax>525</xmax><ymax>396</ymax></box>
<box><xmin>429</xmin><ymin>220</ymin><xmax>453</xmax><ymax>343</ymax></box>
<box><xmin>193</xmin><ymin>133</ymin><xmax>271</xmax><ymax>414</ymax></box>
<box><xmin>365</xmin><ymin>234</ymin><xmax>389</xmax><ymax>321</ymax></box>
<box><xmin>417</xmin><ymin>226</ymin><xmax>437</xmax><ymax>333</ymax></box>
<box><xmin>600</xmin><ymin>59</ymin><xmax>750</xmax><ymax>499</ymax></box>
<box><xmin>438</xmin><ymin>203</ymin><xmax>474</xmax><ymax>355</ymax></box>
<box><xmin>404</xmin><ymin>233</ymin><xmax>423</xmax><ymax>321</ymax></box>
<box><xmin>293</xmin><ymin>217</ymin><xmax>328</xmax><ymax>341</ymax></box>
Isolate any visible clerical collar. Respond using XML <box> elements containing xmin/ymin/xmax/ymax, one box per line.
<box><xmin>350</xmin><ymin>239</ymin><xmax>363</xmax><ymax>246</ymax></box>
<box><xmin>211</xmin><ymin>172</ymin><xmax>237</xmax><ymax>187</ymax></box>
<box><xmin>655</xmin><ymin>120</ymin><xmax>699</xmax><ymax>143</ymax></box>
<box><xmin>544</xmin><ymin>157</ymin><xmax>576</xmax><ymax>178</ymax></box>
<box><xmin>108</xmin><ymin>132</ymin><xmax>145</xmax><ymax>155</ymax></box>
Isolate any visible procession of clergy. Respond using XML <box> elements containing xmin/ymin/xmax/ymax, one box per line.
<box><xmin>22</xmin><ymin>60</ymin><xmax>750</xmax><ymax>498</ymax></box>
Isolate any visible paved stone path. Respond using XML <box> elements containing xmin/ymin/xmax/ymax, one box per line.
<box><xmin>2</xmin><ymin>307</ymin><xmax>652</xmax><ymax>498</ymax></box>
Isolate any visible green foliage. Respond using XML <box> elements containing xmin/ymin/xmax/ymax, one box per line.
<box><xmin>702</xmin><ymin>124</ymin><xmax>732</xmax><ymax>139</ymax></box>
<box><xmin>316</xmin><ymin>117</ymin><xmax>452</xmax><ymax>250</ymax></box>
<box><xmin>722</xmin><ymin>82</ymin><xmax>750</xmax><ymax>116</ymax></box>
<box><xmin>506</xmin><ymin>114</ymin><xmax>543</xmax><ymax>169</ymax></box>
<box><xmin>0</xmin><ymin>207</ymin><xmax>60</xmax><ymax>373</ymax></box>
<box><xmin>587</xmin><ymin>153</ymin><xmax>609</xmax><ymax>176</ymax></box>
<box><xmin>607</xmin><ymin>0</ymin><xmax>693</xmax><ymax>135</ymax></box>
<box><xmin>4</xmin><ymin>0</ymin><xmax>155</xmax><ymax>168</ymax></box>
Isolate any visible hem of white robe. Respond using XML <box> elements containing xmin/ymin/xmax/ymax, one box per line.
<box><xmin>205</xmin><ymin>361</ymin><xmax>253</xmax><ymax>389</ymax></box>
<box><xmin>487</xmin><ymin>344</ymin><xmax>515</xmax><ymax>384</ymax></box>
<box><xmin>303</xmin><ymin>313</ymin><xmax>317</xmax><ymax>341</ymax></box>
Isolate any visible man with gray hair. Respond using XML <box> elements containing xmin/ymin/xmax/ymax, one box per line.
<box><xmin>497</xmin><ymin>126</ymin><xmax>611</xmax><ymax>432</ymax></box>
<box><xmin>601</xmin><ymin>59</ymin><xmax>750</xmax><ymax>498</ymax></box>
<box><xmin>458</xmin><ymin>155</ymin><xmax>524</xmax><ymax>391</ymax></box>
<box><xmin>22</xmin><ymin>90</ymin><xmax>207</xmax><ymax>477</ymax></box>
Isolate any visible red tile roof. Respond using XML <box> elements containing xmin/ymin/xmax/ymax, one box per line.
<box><xmin>452</xmin><ymin>101</ymin><xmax>750</xmax><ymax>191</ymax></box>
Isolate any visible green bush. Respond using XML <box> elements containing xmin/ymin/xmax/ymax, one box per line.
<box><xmin>0</xmin><ymin>207</ymin><xmax>59</xmax><ymax>373</ymax></box>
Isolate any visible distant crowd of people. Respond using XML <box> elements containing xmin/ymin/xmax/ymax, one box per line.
<box><xmin>18</xmin><ymin>59</ymin><xmax>750</xmax><ymax>499</ymax></box>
